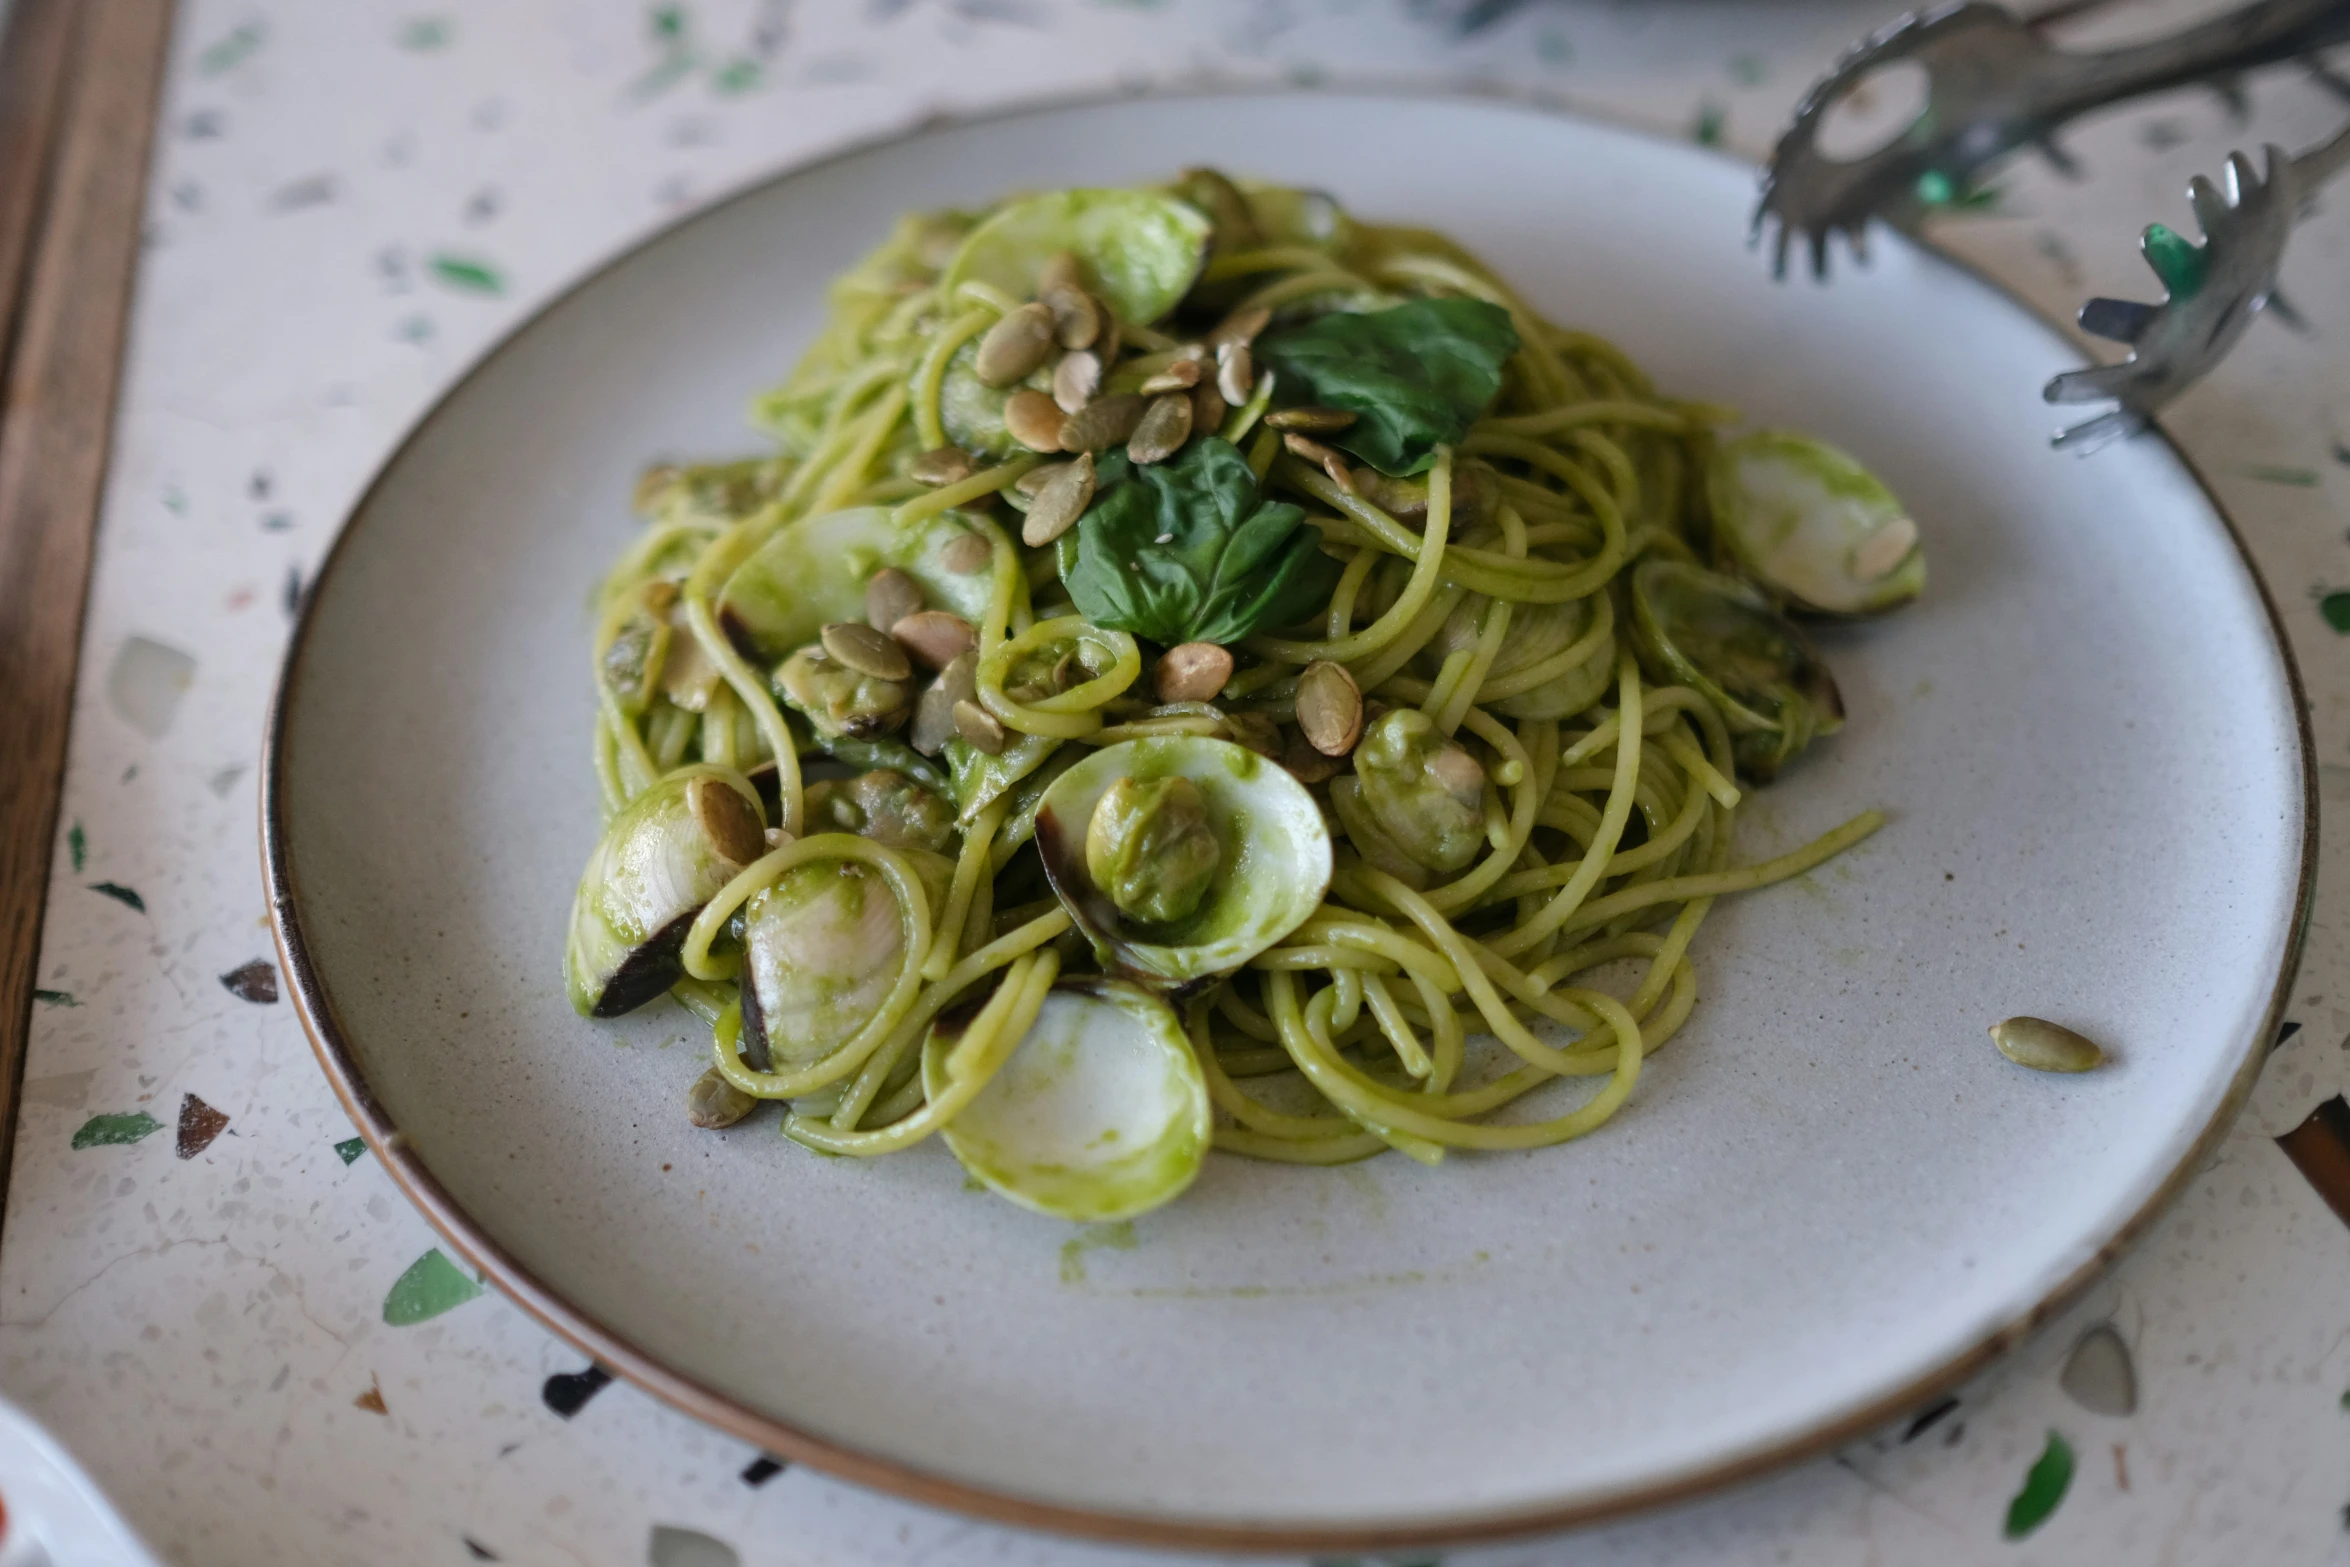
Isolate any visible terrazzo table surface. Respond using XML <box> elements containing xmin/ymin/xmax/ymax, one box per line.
<box><xmin>8</xmin><ymin>2</ymin><xmax>2350</xmax><ymax>1562</ymax></box>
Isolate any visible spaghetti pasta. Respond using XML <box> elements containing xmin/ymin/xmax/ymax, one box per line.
<box><xmin>570</xmin><ymin>172</ymin><xmax>1893</xmax><ymax>1216</ymax></box>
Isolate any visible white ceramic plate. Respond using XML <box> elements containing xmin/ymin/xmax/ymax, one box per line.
<box><xmin>264</xmin><ymin>93</ymin><xmax>2311</xmax><ymax>1548</ymax></box>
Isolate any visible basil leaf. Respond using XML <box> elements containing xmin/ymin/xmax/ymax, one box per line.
<box><xmin>1059</xmin><ymin>438</ymin><xmax>1339</xmax><ymax>646</ymax></box>
<box><xmin>1253</xmin><ymin>297</ymin><xmax>1520</xmax><ymax>476</ymax></box>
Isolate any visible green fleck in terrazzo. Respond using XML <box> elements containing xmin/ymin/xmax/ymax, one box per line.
<box><xmin>2318</xmin><ymin>591</ymin><xmax>2350</xmax><ymax>632</ymax></box>
<box><xmin>88</xmin><ymin>882</ymin><xmax>144</xmax><ymax>912</ymax></box>
<box><xmin>383</xmin><ymin>1248</ymin><xmax>485</xmax><ymax>1324</ymax></box>
<box><xmin>2004</xmin><ymin>1430</ymin><xmax>2074</xmax><ymax>1538</ymax></box>
<box><xmin>66</xmin><ymin>821</ymin><xmax>84</xmax><ymax>872</ymax></box>
<box><xmin>197</xmin><ymin>21</ymin><xmax>265</xmax><ymax>76</ymax></box>
<box><xmin>2235</xmin><ymin>463</ymin><xmax>2320</xmax><ymax>488</ymax></box>
<box><xmin>335</xmin><ymin>1136</ymin><xmax>367</xmax><ymax>1165</ymax></box>
<box><xmin>31</xmin><ymin>989</ymin><xmax>76</xmax><ymax>1008</ymax></box>
<box><xmin>398</xmin><ymin>15</ymin><xmax>453</xmax><ymax>50</ymax></box>
<box><xmin>1691</xmin><ymin>100</ymin><xmax>1725</xmax><ymax>147</ymax></box>
<box><xmin>71</xmin><ymin>1112</ymin><xmax>162</xmax><ymax>1150</ymax></box>
<box><xmin>429</xmin><ymin>254</ymin><xmax>506</xmax><ymax>295</ymax></box>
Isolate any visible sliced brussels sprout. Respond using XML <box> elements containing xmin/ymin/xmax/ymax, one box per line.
<box><xmin>1034</xmin><ymin>736</ymin><xmax>1331</xmax><ymax>992</ymax></box>
<box><xmin>1630</xmin><ymin>558</ymin><xmax>1845</xmax><ymax>782</ymax></box>
<box><xmin>807</xmin><ymin>733</ymin><xmax>951</xmax><ymax>797</ymax></box>
<box><xmin>1416</xmin><ymin>595</ymin><xmax>1612</xmax><ymax>721</ymax></box>
<box><xmin>774</xmin><ymin>645</ymin><xmax>912</xmax><ymax>740</ymax></box>
<box><xmin>564</xmin><ymin>768</ymin><xmax>767</xmax><ymax>1018</ymax></box>
<box><xmin>717</xmin><ymin>507</ymin><xmax>998</xmax><ymax>664</ymax></box>
<box><xmin>737</xmin><ymin>838</ymin><xmax>952</xmax><ymax>1070</ymax></box>
<box><xmin>942</xmin><ymin>189</ymin><xmax>1212</xmax><ymax>326</ymax></box>
<box><xmin>1344</xmin><ymin>709</ymin><xmax>1487</xmax><ymax>880</ymax></box>
<box><xmin>803</xmin><ymin>769</ymin><xmax>958</xmax><ymax>856</ymax></box>
<box><xmin>930</xmin><ymin>978</ymin><xmax>1210</xmax><ymax>1222</ymax></box>
<box><xmin>1707</xmin><ymin>431</ymin><xmax>1924</xmax><ymax>616</ymax></box>
<box><xmin>599</xmin><ymin>582</ymin><xmax>675</xmax><ymax>717</ymax></box>
<box><xmin>945</xmin><ymin>730</ymin><xmax>1060</xmax><ymax>823</ymax></box>
<box><xmin>634</xmin><ymin>457</ymin><xmax>792</xmax><ymax>527</ymax></box>
<box><xmin>1085</xmin><ymin>775</ymin><xmax>1221</xmax><ymax>925</ymax></box>
<box><xmin>1236</xmin><ymin>179</ymin><xmax>1355</xmax><ymax>254</ymax></box>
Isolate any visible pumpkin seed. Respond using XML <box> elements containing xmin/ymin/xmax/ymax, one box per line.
<box><xmin>1191</xmin><ymin>381</ymin><xmax>1228</xmax><ymax>434</ymax></box>
<box><xmin>1052</xmin><ymin>349</ymin><xmax>1102</xmax><ymax>413</ymax></box>
<box><xmin>1216</xmin><ymin>341</ymin><xmax>1253</xmax><ymax>406</ymax></box>
<box><xmin>822</xmin><ymin>620</ymin><xmax>913</xmax><ymax>682</ymax></box>
<box><xmin>1037</xmin><ymin>249</ymin><xmax>1083</xmax><ymax>296</ymax></box>
<box><xmin>1058</xmin><ymin>392</ymin><xmax>1148</xmax><ymax>453</ymax></box>
<box><xmin>864</xmin><ymin>566</ymin><xmax>924</xmax><ymax>632</ymax></box>
<box><xmin>1297</xmin><ymin>660</ymin><xmax>1364</xmax><ymax>756</ymax></box>
<box><xmin>1015</xmin><ymin>460</ymin><xmax>1066</xmax><ymax>497</ymax></box>
<box><xmin>686</xmin><ymin>776</ymin><xmax>767</xmax><ymax>865</ymax></box>
<box><xmin>891</xmin><ymin>610</ymin><xmax>976</xmax><ymax>671</ymax></box>
<box><xmin>1211</xmin><ymin>304</ymin><xmax>1272</xmax><ymax>348</ymax></box>
<box><xmin>1139</xmin><ymin>359</ymin><xmax>1202</xmax><ymax>395</ymax></box>
<box><xmin>1042</xmin><ymin>284</ymin><xmax>1103</xmax><ymax>351</ymax></box>
<box><xmin>953</xmin><ymin>698</ymin><xmax>1007</xmax><ymax>755</ymax></box>
<box><xmin>940</xmin><ymin>531</ymin><xmax>993</xmax><ymax>575</ymax></box>
<box><xmin>974</xmin><ymin>302</ymin><xmax>1058</xmax><ymax>387</ymax></box>
<box><xmin>1155</xmin><ymin>642</ymin><xmax>1234</xmax><ymax>704</ymax></box>
<box><xmin>1990</xmin><ymin>1017</ymin><xmax>2105</xmax><ymax>1073</ymax></box>
<box><xmin>1284</xmin><ymin>431</ymin><xmax>1356</xmax><ymax>495</ymax></box>
<box><xmin>912</xmin><ymin>652</ymin><xmax>978</xmax><ymax>755</ymax></box>
<box><xmin>1022</xmin><ymin>451</ymin><xmax>1097</xmax><ymax>546</ymax></box>
<box><xmin>908</xmin><ymin>446</ymin><xmax>977</xmax><ymax>487</ymax></box>
<box><xmin>1127</xmin><ymin>393</ymin><xmax>1194</xmax><ymax>465</ymax></box>
<box><xmin>1265</xmin><ymin>404</ymin><xmax>1358</xmax><ymax>435</ymax></box>
<box><xmin>1004</xmin><ymin>389</ymin><xmax>1067</xmax><ymax>452</ymax></box>
<box><xmin>686</xmin><ymin>1066</ymin><xmax>757</xmax><ymax>1129</ymax></box>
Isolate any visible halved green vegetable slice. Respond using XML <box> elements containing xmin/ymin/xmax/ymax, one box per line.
<box><xmin>1034</xmin><ymin>736</ymin><xmax>1331</xmax><ymax>992</ymax></box>
<box><xmin>1707</xmin><ymin>431</ymin><xmax>1924</xmax><ymax>616</ymax></box>
<box><xmin>564</xmin><ymin>767</ymin><xmax>766</xmax><ymax>1017</ymax></box>
<box><xmin>942</xmin><ymin>189</ymin><xmax>1211</xmax><ymax>326</ymax></box>
<box><xmin>1629</xmin><ymin>558</ymin><xmax>1844</xmax><ymax>783</ymax></box>
<box><xmin>930</xmin><ymin>979</ymin><xmax>1210</xmax><ymax>1222</ymax></box>
<box><xmin>717</xmin><ymin>507</ymin><xmax>998</xmax><ymax>663</ymax></box>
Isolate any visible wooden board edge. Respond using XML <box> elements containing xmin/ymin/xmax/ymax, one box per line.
<box><xmin>0</xmin><ymin>0</ymin><xmax>180</xmax><ymax>1235</ymax></box>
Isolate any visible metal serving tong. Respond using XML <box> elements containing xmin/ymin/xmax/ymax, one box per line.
<box><xmin>1757</xmin><ymin>0</ymin><xmax>2350</xmax><ymax>275</ymax></box>
<box><xmin>2043</xmin><ymin>117</ymin><xmax>2350</xmax><ymax>448</ymax></box>
<box><xmin>1758</xmin><ymin>0</ymin><xmax>2350</xmax><ymax>450</ymax></box>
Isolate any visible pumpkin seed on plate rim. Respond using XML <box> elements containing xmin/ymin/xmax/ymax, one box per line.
<box><xmin>1990</xmin><ymin>1016</ymin><xmax>2105</xmax><ymax>1073</ymax></box>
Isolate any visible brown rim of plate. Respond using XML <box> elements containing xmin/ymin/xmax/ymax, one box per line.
<box><xmin>257</xmin><ymin>84</ymin><xmax>2318</xmax><ymax>1552</ymax></box>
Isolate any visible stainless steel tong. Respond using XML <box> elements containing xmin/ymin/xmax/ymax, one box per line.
<box><xmin>1759</xmin><ymin>0</ymin><xmax>2350</xmax><ymax>449</ymax></box>
<box><xmin>2043</xmin><ymin>118</ymin><xmax>2350</xmax><ymax>447</ymax></box>
<box><xmin>1757</xmin><ymin>0</ymin><xmax>2350</xmax><ymax>274</ymax></box>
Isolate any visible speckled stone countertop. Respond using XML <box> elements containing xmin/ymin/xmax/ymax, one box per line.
<box><xmin>5</xmin><ymin>2</ymin><xmax>2348</xmax><ymax>1562</ymax></box>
